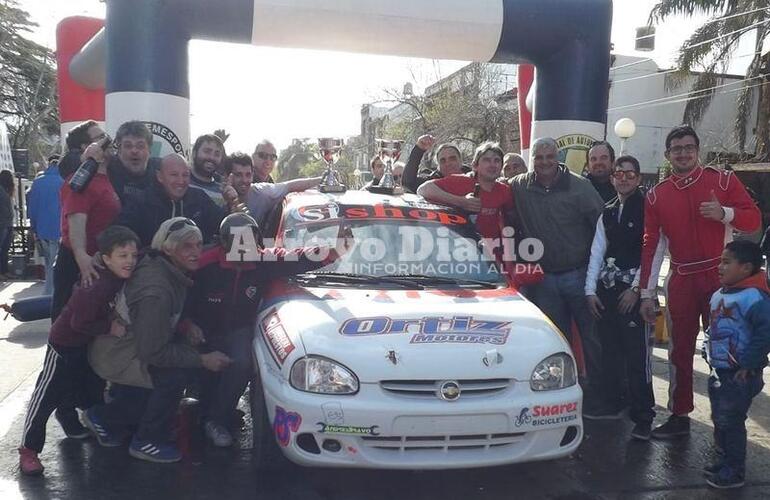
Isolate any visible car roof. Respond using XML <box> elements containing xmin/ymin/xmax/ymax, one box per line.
<box><xmin>283</xmin><ymin>189</ymin><xmax>463</xmax><ymax>216</ymax></box>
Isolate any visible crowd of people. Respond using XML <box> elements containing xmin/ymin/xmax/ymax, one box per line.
<box><xmin>13</xmin><ymin>120</ymin><xmax>770</xmax><ymax>490</ymax></box>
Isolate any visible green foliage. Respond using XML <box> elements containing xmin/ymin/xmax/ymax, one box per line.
<box><xmin>0</xmin><ymin>0</ymin><xmax>59</xmax><ymax>164</ymax></box>
<box><xmin>650</xmin><ymin>0</ymin><xmax>769</xmax><ymax>155</ymax></box>
<box><xmin>278</xmin><ymin>138</ymin><xmax>360</xmax><ymax>187</ymax></box>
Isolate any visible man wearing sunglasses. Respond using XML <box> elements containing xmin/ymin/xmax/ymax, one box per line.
<box><xmin>639</xmin><ymin>125</ymin><xmax>761</xmax><ymax>439</ymax></box>
<box><xmin>252</xmin><ymin>140</ymin><xmax>278</xmax><ymax>183</ymax></box>
<box><xmin>585</xmin><ymin>155</ymin><xmax>655</xmax><ymax>438</ymax></box>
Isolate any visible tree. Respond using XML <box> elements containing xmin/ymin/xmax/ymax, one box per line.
<box><xmin>649</xmin><ymin>1</ymin><xmax>770</xmax><ymax>158</ymax></box>
<box><xmin>0</xmin><ymin>1</ymin><xmax>59</xmax><ymax>166</ymax></box>
<box><xmin>277</xmin><ymin>137</ymin><xmax>364</xmax><ymax>187</ymax></box>
<box><xmin>373</xmin><ymin>62</ymin><xmax>519</xmax><ymax>162</ymax></box>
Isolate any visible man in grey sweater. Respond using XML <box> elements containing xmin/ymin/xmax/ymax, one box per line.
<box><xmin>510</xmin><ymin>137</ymin><xmax>606</xmax><ymax>414</ymax></box>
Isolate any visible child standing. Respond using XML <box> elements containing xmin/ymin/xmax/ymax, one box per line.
<box><xmin>705</xmin><ymin>240</ymin><xmax>770</xmax><ymax>489</ymax></box>
<box><xmin>19</xmin><ymin>226</ymin><xmax>139</xmax><ymax>475</ymax></box>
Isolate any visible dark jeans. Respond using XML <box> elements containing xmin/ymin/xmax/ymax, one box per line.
<box><xmin>0</xmin><ymin>226</ymin><xmax>10</xmax><ymax>275</ymax></box>
<box><xmin>94</xmin><ymin>366</ymin><xmax>194</xmax><ymax>443</ymax></box>
<box><xmin>531</xmin><ymin>267</ymin><xmax>602</xmax><ymax>395</ymax></box>
<box><xmin>51</xmin><ymin>245</ymin><xmax>79</xmax><ymax>321</ymax></box>
<box><xmin>596</xmin><ymin>283</ymin><xmax>656</xmax><ymax>423</ymax></box>
<box><xmin>199</xmin><ymin>327</ymin><xmax>254</xmax><ymax>427</ymax></box>
<box><xmin>709</xmin><ymin>368</ymin><xmax>764</xmax><ymax>475</ymax></box>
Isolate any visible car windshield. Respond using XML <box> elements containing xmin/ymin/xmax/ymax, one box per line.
<box><xmin>280</xmin><ymin>202</ymin><xmax>506</xmax><ymax>288</ymax></box>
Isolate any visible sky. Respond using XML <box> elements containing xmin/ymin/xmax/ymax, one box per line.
<box><xmin>20</xmin><ymin>0</ymin><xmax>752</xmax><ymax>154</ymax></box>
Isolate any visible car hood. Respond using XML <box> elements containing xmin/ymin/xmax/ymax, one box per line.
<box><xmin>258</xmin><ymin>283</ymin><xmax>572</xmax><ymax>383</ymax></box>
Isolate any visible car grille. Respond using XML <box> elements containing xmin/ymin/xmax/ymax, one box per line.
<box><xmin>360</xmin><ymin>432</ymin><xmax>526</xmax><ymax>452</ymax></box>
<box><xmin>380</xmin><ymin>379</ymin><xmax>511</xmax><ymax>398</ymax></box>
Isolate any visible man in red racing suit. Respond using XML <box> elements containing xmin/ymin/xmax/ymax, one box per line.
<box><xmin>639</xmin><ymin>126</ymin><xmax>761</xmax><ymax>438</ymax></box>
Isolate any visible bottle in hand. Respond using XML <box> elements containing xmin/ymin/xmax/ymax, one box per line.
<box><xmin>69</xmin><ymin>135</ymin><xmax>112</xmax><ymax>193</ymax></box>
<box><xmin>469</xmin><ymin>182</ymin><xmax>481</xmax><ymax>224</ymax></box>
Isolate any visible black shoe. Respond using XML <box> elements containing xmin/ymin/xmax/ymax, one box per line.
<box><xmin>706</xmin><ymin>467</ymin><xmax>745</xmax><ymax>489</ymax></box>
<box><xmin>630</xmin><ymin>422</ymin><xmax>652</xmax><ymax>441</ymax></box>
<box><xmin>583</xmin><ymin>405</ymin><xmax>624</xmax><ymax>420</ymax></box>
<box><xmin>703</xmin><ymin>462</ymin><xmax>723</xmax><ymax>478</ymax></box>
<box><xmin>651</xmin><ymin>415</ymin><xmax>690</xmax><ymax>439</ymax></box>
<box><xmin>55</xmin><ymin>409</ymin><xmax>90</xmax><ymax>439</ymax></box>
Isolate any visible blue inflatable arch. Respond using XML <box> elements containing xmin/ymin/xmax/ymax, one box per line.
<box><xmin>68</xmin><ymin>0</ymin><xmax>612</xmax><ymax>157</ymax></box>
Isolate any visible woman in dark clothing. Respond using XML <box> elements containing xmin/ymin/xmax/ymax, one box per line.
<box><xmin>0</xmin><ymin>170</ymin><xmax>16</xmax><ymax>278</ymax></box>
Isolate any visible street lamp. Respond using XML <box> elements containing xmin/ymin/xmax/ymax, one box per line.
<box><xmin>614</xmin><ymin>117</ymin><xmax>636</xmax><ymax>154</ymax></box>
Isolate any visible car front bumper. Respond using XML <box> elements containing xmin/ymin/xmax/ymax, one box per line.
<box><xmin>260</xmin><ymin>363</ymin><xmax>583</xmax><ymax>470</ymax></box>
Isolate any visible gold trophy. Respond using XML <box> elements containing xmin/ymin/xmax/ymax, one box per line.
<box><xmin>370</xmin><ymin>139</ymin><xmax>404</xmax><ymax>195</ymax></box>
<box><xmin>318</xmin><ymin>137</ymin><xmax>346</xmax><ymax>193</ymax></box>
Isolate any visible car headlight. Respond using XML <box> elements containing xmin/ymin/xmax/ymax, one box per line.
<box><xmin>289</xmin><ymin>356</ymin><xmax>359</xmax><ymax>395</ymax></box>
<box><xmin>530</xmin><ymin>353</ymin><xmax>577</xmax><ymax>391</ymax></box>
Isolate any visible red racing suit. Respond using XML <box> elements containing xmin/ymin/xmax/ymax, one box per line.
<box><xmin>640</xmin><ymin>166</ymin><xmax>761</xmax><ymax>415</ymax></box>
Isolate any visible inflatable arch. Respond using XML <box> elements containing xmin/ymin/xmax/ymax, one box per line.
<box><xmin>57</xmin><ymin>0</ymin><xmax>612</xmax><ymax>163</ymax></box>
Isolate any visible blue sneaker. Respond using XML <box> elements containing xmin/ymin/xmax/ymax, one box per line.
<box><xmin>128</xmin><ymin>437</ymin><xmax>181</xmax><ymax>463</ymax></box>
<box><xmin>82</xmin><ymin>408</ymin><xmax>123</xmax><ymax>447</ymax></box>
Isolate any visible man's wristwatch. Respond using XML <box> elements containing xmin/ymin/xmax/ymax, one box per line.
<box><xmin>631</xmin><ymin>286</ymin><xmax>640</xmax><ymax>293</ymax></box>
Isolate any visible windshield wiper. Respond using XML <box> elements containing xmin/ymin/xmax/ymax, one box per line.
<box><xmin>293</xmin><ymin>272</ymin><xmax>421</xmax><ymax>289</ymax></box>
<box><xmin>379</xmin><ymin>274</ymin><xmax>500</xmax><ymax>289</ymax></box>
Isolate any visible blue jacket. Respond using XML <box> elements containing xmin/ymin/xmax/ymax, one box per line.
<box><xmin>27</xmin><ymin>164</ymin><xmax>63</xmax><ymax>240</ymax></box>
<box><xmin>708</xmin><ymin>272</ymin><xmax>770</xmax><ymax>370</ymax></box>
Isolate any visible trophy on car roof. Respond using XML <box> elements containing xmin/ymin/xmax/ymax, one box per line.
<box><xmin>370</xmin><ymin>139</ymin><xmax>403</xmax><ymax>195</ymax></box>
<box><xmin>318</xmin><ymin>137</ymin><xmax>346</xmax><ymax>193</ymax></box>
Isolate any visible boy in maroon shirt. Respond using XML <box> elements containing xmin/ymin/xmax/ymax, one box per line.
<box><xmin>19</xmin><ymin>226</ymin><xmax>139</xmax><ymax>475</ymax></box>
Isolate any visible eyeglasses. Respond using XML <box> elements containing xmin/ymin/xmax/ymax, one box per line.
<box><xmin>612</xmin><ymin>171</ymin><xmax>639</xmax><ymax>180</ymax></box>
<box><xmin>168</xmin><ymin>218</ymin><xmax>197</xmax><ymax>233</ymax></box>
<box><xmin>255</xmin><ymin>151</ymin><xmax>278</xmax><ymax>161</ymax></box>
<box><xmin>393</xmin><ymin>174</ymin><xmax>402</xmax><ymax>180</ymax></box>
<box><xmin>668</xmin><ymin>144</ymin><xmax>698</xmax><ymax>154</ymax></box>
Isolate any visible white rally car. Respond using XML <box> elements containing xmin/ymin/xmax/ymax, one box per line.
<box><xmin>249</xmin><ymin>189</ymin><xmax>582</xmax><ymax>469</ymax></box>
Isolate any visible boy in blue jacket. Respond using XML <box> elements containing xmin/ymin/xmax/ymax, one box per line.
<box><xmin>704</xmin><ymin>239</ymin><xmax>770</xmax><ymax>489</ymax></box>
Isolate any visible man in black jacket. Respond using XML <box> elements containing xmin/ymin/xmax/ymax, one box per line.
<box><xmin>116</xmin><ymin>154</ymin><xmax>224</xmax><ymax>247</ymax></box>
<box><xmin>585</xmin><ymin>140</ymin><xmax>618</xmax><ymax>203</ymax></box>
<box><xmin>584</xmin><ymin>155</ymin><xmax>655</xmax><ymax>438</ymax></box>
<box><xmin>107</xmin><ymin>121</ymin><xmax>159</xmax><ymax>204</ymax></box>
<box><xmin>402</xmin><ymin>135</ymin><xmax>467</xmax><ymax>193</ymax></box>
<box><xmin>186</xmin><ymin>213</ymin><xmax>353</xmax><ymax>447</ymax></box>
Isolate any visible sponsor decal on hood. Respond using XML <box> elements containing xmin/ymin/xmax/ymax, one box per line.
<box><xmin>339</xmin><ymin>315</ymin><xmax>511</xmax><ymax>345</ymax></box>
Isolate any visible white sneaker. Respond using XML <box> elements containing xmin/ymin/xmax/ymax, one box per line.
<box><xmin>204</xmin><ymin>421</ymin><xmax>233</xmax><ymax>447</ymax></box>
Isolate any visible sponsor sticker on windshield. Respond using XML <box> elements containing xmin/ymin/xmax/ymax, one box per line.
<box><xmin>291</xmin><ymin>203</ymin><xmax>467</xmax><ymax>225</ymax></box>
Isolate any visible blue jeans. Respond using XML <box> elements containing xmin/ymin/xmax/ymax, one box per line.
<box><xmin>709</xmin><ymin>368</ymin><xmax>765</xmax><ymax>475</ymax></box>
<box><xmin>37</xmin><ymin>239</ymin><xmax>59</xmax><ymax>295</ymax></box>
<box><xmin>94</xmin><ymin>366</ymin><xmax>195</xmax><ymax>443</ymax></box>
<box><xmin>530</xmin><ymin>267</ymin><xmax>602</xmax><ymax>394</ymax></box>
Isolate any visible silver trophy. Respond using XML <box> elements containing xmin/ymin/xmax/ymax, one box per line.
<box><xmin>318</xmin><ymin>137</ymin><xmax>346</xmax><ymax>193</ymax></box>
<box><xmin>371</xmin><ymin>139</ymin><xmax>404</xmax><ymax>194</ymax></box>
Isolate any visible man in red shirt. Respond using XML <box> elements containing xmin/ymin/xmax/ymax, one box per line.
<box><xmin>639</xmin><ymin>125</ymin><xmax>761</xmax><ymax>438</ymax></box>
<box><xmin>417</xmin><ymin>141</ymin><xmax>514</xmax><ymax>241</ymax></box>
<box><xmin>52</xmin><ymin>136</ymin><xmax>122</xmax><ymax>321</ymax></box>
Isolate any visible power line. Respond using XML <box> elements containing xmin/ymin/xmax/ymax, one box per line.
<box><xmin>634</xmin><ymin>5</ymin><xmax>770</xmax><ymax>41</ymax></box>
<box><xmin>611</xmin><ymin>79</ymin><xmax>767</xmax><ymax>113</ymax></box>
<box><xmin>611</xmin><ymin>12</ymin><xmax>770</xmax><ymax>72</ymax></box>
<box><xmin>611</xmin><ymin>51</ymin><xmax>764</xmax><ymax>85</ymax></box>
<box><xmin>608</xmin><ymin>74</ymin><xmax>768</xmax><ymax>112</ymax></box>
